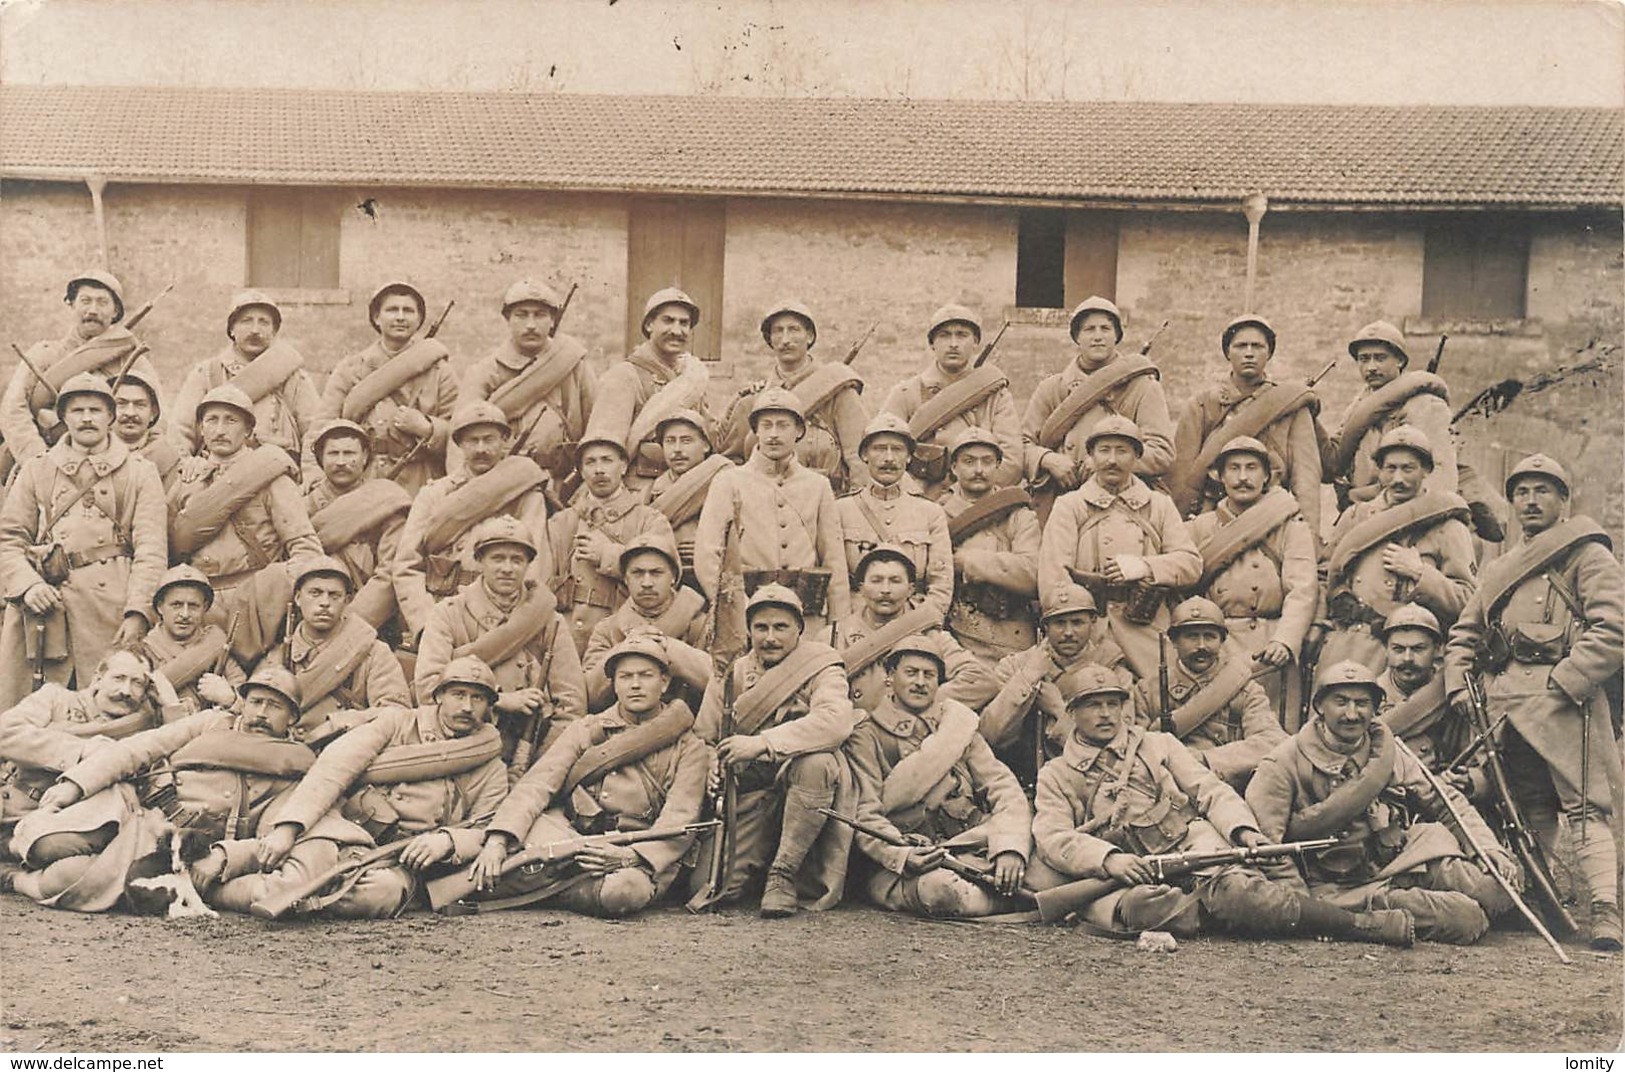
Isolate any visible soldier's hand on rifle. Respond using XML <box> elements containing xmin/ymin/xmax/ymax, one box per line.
<box><xmin>1448</xmin><ymin>688</ymin><xmax>1475</xmax><ymax>721</ymax></box>
<box><xmin>112</xmin><ymin>613</ymin><xmax>149</xmax><ymax>648</ymax></box>
<box><xmin>495</xmin><ymin>688</ymin><xmax>545</xmax><ymax>717</ymax></box>
<box><xmin>1103</xmin><ymin>850</ymin><xmax>1155</xmax><ymax>886</ymax></box>
<box><xmin>197</xmin><ymin>673</ymin><xmax>238</xmax><ymax>709</ymax></box>
<box><xmin>398</xmin><ymin>830</ymin><xmax>455</xmax><ymax>871</ymax></box>
<box><xmin>1040</xmin><ymin>451</ymin><xmax>1079</xmax><ymax>491</ymax></box>
<box><xmin>1103</xmin><ymin>554</ymin><xmax>1150</xmax><ymax>584</ymax></box>
<box><xmin>717</xmin><ymin>734</ymin><xmax>769</xmax><ymax>766</ymax></box>
<box><xmin>469</xmin><ymin>834</ymin><xmax>512</xmax><ymax>891</ymax></box>
<box><xmin>1233</xmin><ymin>828</ymin><xmax>1268</xmax><ymax>850</ymax></box>
<box><xmin>903</xmin><ymin>845</ymin><xmax>947</xmax><ymax>875</ymax></box>
<box><xmin>573</xmin><ymin>530</ymin><xmax>613</xmax><ymax>566</ymax></box>
<box><xmin>1255</xmin><ymin>642</ymin><xmax>1292</xmax><ymax>669</ymax></box>
<box><xmin>22</xmin><ymin>582</ymin><xmax>61</xmax><ymax>615</ymax></box>
<box><xmin>392</xmin><ymin>406</ymin><xmax>432</xmax><ymax>440</ymax></box>
<box><xmin>576</xmin><ymin>844</ymin><xmax>640</xmax><ymax>874</ymax></box>
<box><xmin>1379</xmin><ymin>543</ymin><xmax>1425</xmax><ymax>581</ymax></box>
<box><xmin>257</xmin><ymin>823</ymin><xmax>299</xmax><ymax>871</ymax></box>
<box><xmin>38</xmin><ymin>780</ymin><xmax>83</xmax><ymax>812</ymax></box>
<box><xmin>1488</xmin><ymin>849</ymin><xmax>1524</xmax><ymax>892</ymax></box>
<box><xmin>990</xmin><ymin>851</ymin><xmax>1026</xmax><ymax>895</ymax></box>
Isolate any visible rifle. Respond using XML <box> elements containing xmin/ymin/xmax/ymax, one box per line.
<box><xmin>1393</xmin><ymin>735</ymin><xmax>1571</xmax><ymax>964</ymax></box>
<box><xmin>108</xmin><ymin>343</ymin><xmax>151</xmax><ymax>397</ymax></box>
<box><xmin>214</xmin><ymin>611</ymin><xmax>242</xmax><ymax>675</ymax></box>
<box><xmin>548</xmin><ymin>284</ymin><xmax>578</xmax><ymax>340</ymax></box>
<box><xmin>506</xmin><ymin>612</ymin><xmax>558</xmax><ymax>779</ymax></box>
<box><xmin>427</xmin><ymin>821</ymin><xmax>718</xmax><ymax>912</ymax></box>
<box><xmin>280</xmin><ymin>599</ymin><xmax>297</xmax><ymax>667</ymax></box>
<box><xmin>817</xmin><ymin>807</ymin><xmax>1039</xmax><ymax>904</ymax></box>
<box><xmin>1306</xmin><ymin>357</ymin><xmax>1338</xmax><ymax>389</ymax></box>
<box><xmin>842</xmin><ymin>322</ymin><xmax>879</xmax><ymax>366</ymax></box>
<box><xmin>1442</xmin><ymin>707</ymin><xmax>1510</xmax><ymax>773</ymax></box>
<box><xmin>1425</xmin><ymin>333</ymin><xmax>1449</xmax><ymax>376</ymax></box>
<box><xmin>123</xmin><ymin>282</ymin><xmax>175</xmax><ymax>331</ymax></box>
<box><xmin>972</xmin><ymin>320</ymin><xmax>1010</xmax><ymax>369</ymax></box>
<box><xmin>31</xmin><ymin>619</ymin><xmax>46</xmax><ymax>691</ymax></box>
<box><xmin>1463</xmin><ymin>673</ymin><xmax>1577</xmax><ymax>936</ymax></box>
<box><xmin>1157</xmin><ymin>633</ymin><xmax>1174</xmax><ymax>734</ymax></box>
<box><xmin>1033</xmin><ymin>837</ymin><xmax>1339</xmax><ymax>923</ymax></box>
<box><xmin>1139</xmin><ymin>319</ymin><xmax>1171</xmax><ymax>357</ymax></box>
<box><xmin>248</xmin><ymin>840</ymin><xmax>405</xmax><ymax>920</ymax></box>
<box><xmin>10</xmin><ymin>343</ymin><xmax>56</xmax><ymax>399</ymax></box>
<box><xmin>425</xmin><ymin>299</ymin><xmax>455</xmax><ymax>339</ymax></box>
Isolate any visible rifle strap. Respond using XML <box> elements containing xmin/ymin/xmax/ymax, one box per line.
<box><xmin>1325</xmin><ymin>491</ymin><xmax>1470</xmax><ymax>584</ymax></box>
<box><xmin>169</xmin><ymin>445</ymin><xmax>296</xmax><ymax>556</ymax></box>
<box><xmin>1165</xmin><ymin>650</ymin><xmax>1257</xmax><ymax>739</ymax></box>
<box><xmin>841</xmin><ymin>606</ymin><xmax>943</xmax><ymax>678</ymax></box>
<box><xmin>731</xmin><ymin>643</ymin><xmax>845</xmax><ymax>736</ymax></box>
<box><xmin>787</xmin><ymin>363</ymin><xmax>864</xmax><ymax>418</ymax></box>
<box><xmin>1285</xmin><ymin>722</ymin><xmax>1397</xmax><ymax>840</ymax></box>
<box><xmin>651</xmin><ymin>454</ymin><xmax>733</xmax><ymax>528</ymax></box>
<box><xmin>947</xmin><ymin>487</ymin><xmax>1031</xmax><ymax>545</ymax></box>
<box><xmin>1195</xmin><ymin>489</ymin><xmax>1301</xmax><ymax>587</ymax></box>
<box><xmin>908</xmin><ymin>365</ymin><xmax>1008</xmax><ymax>444</ymax></box>
<box><xmin>1037</xmin><ymin>353</ymin><xmax>1158</xmax><ymax>451</ymax></box>
<box><xmin>1332</xmin><ymin>371</ymin><xmax>1449</xmax><ymax>476</ymax></box>
<box><xmin>561</xmin><ymin>701</ymin><xmax>696</xmax><ymax>797</ymax></box>
<box><xmin>340</xmin><ymin>339</ymin><xmax>450</xmax><ymax>422</ymax></box>
<box><xmin>289</xmin><ymin>615</ymin><xmax>379</xmax><ymax>716</ymax></box>
<box><xmin>150</xmin><ymin>625</ymin><xmax>229</xmax><ymax>690</ymax></box>
<box><xmin>1170</xmin><ymin>382</ymin><xmax>1317</xmax><ymax>514</ymax></box>
<box><xmin>421</xmin><ymin>456</ymin><xmax>545</xmax><ymax>554</ymax></box>
<box><xmin>359</xmin><ymin>723</ymin><xmax>504</xmax><ymax>785</ymax></box>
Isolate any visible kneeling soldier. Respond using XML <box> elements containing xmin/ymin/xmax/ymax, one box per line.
<box><xmin>464</xmin><ymin>633</ymin><xmax>710</xmax><ymax>917</ymax></box>
<box><xmin>1030</xmin><ymin>666</ymin><xmax>1414</xmax><ymax>945</ymax></box>
<box><xmin>845</xmin><ymin>634</ymin><xmax>1031</xmax><ymax>918</ymax></box>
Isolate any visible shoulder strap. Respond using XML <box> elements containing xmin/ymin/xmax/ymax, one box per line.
<box><xmin>169</xmin><ymin>445</ymin><xmax>297</xmax><ymax>556</ymax></box>
<box><xmin>310</xmin><ymin>478</ymin><xmax>413</xmax><ymax>550</ymax></box>
<box><xmin>1037</xmin><ymin>353</ymin><xmax>1158</xmax><ymax>450</ymax></box>
<box><xmin>879</xmin><ymin>700</ymin><xmax>980</xmax><ymax>814</ymax></box>
<box><xmin>790</xmin><ymin>364</ymin><xmax>865</xmax><ymax>417</ymax></box>
<box><xmin>422</xmin><ymin>456</ymin><xmax>545</xmax><ymax>554</ymax></box>
<box><xmin>947</xmin><ymin>486</ymin><xmax>1032</xmax><ymax>545</ymax></box>
<box><xmin>1170</xmin><ymin>382</ymin><xmax>1316</xmax><ymax>514</ymax></box>
<box><xmin>291</xmin><ymin>616</ymin><xmax>380</xmax><ymax>715</ymax></box>
<box><xmin>487</xmin><ymin>336</ymin><xmax>589</xmax><ymax>421</ymax></box>
<box><xmin>651</xmin><ymin>454</ymin><xmax>733</xmax><ymax>528</ymax></box>
<box><xmin>1380</xmin><ymin>676</ymin><xmax>1449</xmax><ymax>738</ymax></box>
<box><xmin>226</xmin><ymin>341</ymin><xmax>305</xmax><ymax>403</ymax></box>
<box><xmin>1326</xmin><ymin>491</ymin><xmax>1470</xmax><ymax>584</ymax></box>
<box><xmin>1195</xmin><ymin>488</ymin><xmax>1301</xmax><ymax>587</ymax></box>
<box><xmin>652</xmin><ymin>587</ymin><xmax>707</xmax><ymax>636</ymax></box>
<box><xmin>561</xmin><ymin>702</ymin><xmax>696</xmax><ymax>797</ymax></box>
<box><xmin>1477</xmin><ymin>517</ymin><xmax>1611</xmax><ymax>621</ymax></box>
<box><xmin>841</xmin><ymin>606</ymin><xmax>943</xmax><ymax>678</ymax></box>
<box><xmin>1332</xmin><ymin>372</ymin><xmax>1449</xmax><ymax>476</ymax></box>
<box><xmin>452</xmin><ymin>588</ymin><xmax>561</xmax><ymax>669</ymax></box>
<box><xmin>152</xmin><ymin>625</ymin><xmax>229</xmax><ymax>690</ymax></box>
<box><xmin>1284</xmin><ymin>723</ymin><xmax>1397</xmax><ymax>840</ymax></box>
<box><xmin>732</xmin><ymin>644</ymin><xmax>845</xmax><ymax>736</ymax></box>
<box><xmin>1163</xmin><ymin>650</ymin><xmax>1256</xmax><ymax>739</ymax></box>
<box><xmin>908</xmin><ymin>365</ymin><xmax>1009</xmax><ymax>443</ymax></box>
<box><xmin>340</xmin><ymin>339</ymin><xmax>450</xmax><ymax>422</ymax></box>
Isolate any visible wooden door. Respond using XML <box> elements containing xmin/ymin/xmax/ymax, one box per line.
<box><xmin>625</xmin><ymin>198</ymin><xmax>726</xmax><ymax>359</ymax></box>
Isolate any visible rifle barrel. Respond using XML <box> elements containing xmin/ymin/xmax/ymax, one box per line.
<box><xmin>548</xmin><ymin>284</ymin><xmax>579</xmax><ymax>339</ymax></box>
<box><xmin>972</xmin><ymin>320</ymin><xmax>1011</xmax><ymax>368</ymax></box>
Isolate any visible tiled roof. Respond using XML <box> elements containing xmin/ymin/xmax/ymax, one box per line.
<box><xmin>2</xmin><ymin>85</ymin><xmax>1620</xmax><ymax>209</ymax></box>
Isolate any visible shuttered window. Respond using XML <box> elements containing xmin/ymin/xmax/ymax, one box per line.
<box><xmin>1015</xmin><ymin>209</ymin><xmax>1119</xmax><ymax>309</ymax></box>
<box><xmin>1421</xmin><ymin>215</ymin><xmax>1529</xmax><ymax>320</ymax></box>
<box><xmin>247</xmin><ymin>188</ymin><xmax>341</xmax><ymax>288</ymax></box>
<box><xmin>625</xmin><ymin>198</ymin><xmax>726</xmax><ymax>360</ymax></box>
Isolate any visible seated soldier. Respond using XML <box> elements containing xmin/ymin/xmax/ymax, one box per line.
<box><xmin>1246</xmin><ymin>661</ymin><xmax>1516</xmax><ymax>945</ymax></box>
<box><xmin>1132</xmin><ymin>597</ymin><xmax>1284</xmax><ymax>790</ymax></box>
<box><xmin>581</xmin><ymin>532</ymin><xmax>709</xmax><ymax>712</ymax></box>
<box><xmin>253</xmin><ymin>656</ymin><xmax>510</xmax><ymax>919</ymax></box>
<box><xmin>979</xmin><ymin>584</ymin><xmax>1134</xmax><ymax>786</ymax></box>
<box><xmin>643</xmin><ymin>410</ymin><xmax>732</xmax><ymax>590</ymax></box>
<box><xmin>259</xmin><ymin>555</ymin><xmax>410</xmax><ymax>748</ymax></box>
<box><xmin>415</xmin><ymin>516</ymin><xmax>585</xmax><ymax>778</ymax></box>
<box><xmin>1374</xmin><ymin>605</ymin><xmax>1463</xmax><ymax>773</ymax></box>
<box><xmin>694</xmin><ymin>584</ymin><xmax>858</xmax><ymax>917</ymax></box>
<box><xmin>547</xmin><ymin>435</ymin><xmax>675</xmax><ymax>656</ymax></box>
<box><xmin>1029</xmin><ymin>666</ymin><xmax>1414</xmax><ymax>946</ymax></box>
<box><xmin>143</xmin><ymin>564</ymin><xmax>244</xmax><ymax>718</ymax></box>
<box><xmin>845</xmin><ymin>634</ymin><xmax>1031</xmax><ymax>919</ymax></box>
<box><xmin>464</xmin><ymin>633</ymin><xmax>710</xmax><ymax>918</ymax></box>
<box><xmin>833</xmin><ymin>543</ymin><xmax>993</xmax><ymax>714</ymax></box>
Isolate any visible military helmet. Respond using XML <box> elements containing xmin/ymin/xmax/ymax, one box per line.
<box><xmin>54</xmin><ymin>371</ymin><xmax>117</xmax><ymax>419</ymax></box>
<box><xmin>858</xmin><ymin>411</ymin><xmax>916</xmax><ymax>455</ymax></box>
<box><xmin>619</xmin><ymin>530</ymin><xmax>683</xmax><ymax>577</ymax></box>
<box><xmin>1379</xmin><ymin>603</ymin><xmax>1443</xmax><ymax>643</ymax></box>
<box><xmin>854</xmin><ymin>542</ymin><xmax>918</xmax><ymax>585</ymax></box>
<box><xmin>368</xmin><ymin>280</ymin><xmax>427</xmax><ymax>332</ymax></box>
<box><xmin>576</xmin><ymin>433</ymin><xmax>629</xmax><ymax>462</ymax></box>
<box><xmin>1213</xmin><ymin>435</ymin><xmax>1274</xmax><ymax>476</ymax></box>
<box><xmin>746</xmin><ymin>583</ymin><xmax>805</xmax><ymax>627</ymax></box>
<box><xmin>501</xmin><ymin>280</ymin><xmax>563</xmax><ymax>318</ymax></box>
<box><xmin>111</xmin><ymin>367</ymin><xmax>162</xmax><ymax>424</ymax></box>
<box><xmin>1504</xmin><ymin>453</ymin><xmax>1571</xmax><ymax>499</ymax></box>
<box><xmin>927</xmin><ymin>303</ymin><xmax>982</xmax><ymax>345</ymax></box>
<box><xmin>64</xmin><ymin>270</ymin><xmax>125</xmax><ymax>322</ymax></box>
<box><xmin>1221</xmin><ymin>314</ymin><xmax>1276</xmax><ymax>355</ymax></box>
<box><xmin>240</xmin><ymin>664</ymin><xmax>302</xmax><ymax>711</ymax></box>
<box><xmin>312</xmin><ymin>418</ymin><xmax>373</xmax><ymax>461</ymax></box>
<box><xmin>434</xmin><ymin>656</ymin><xmax>499</xmax><ymax>703</ymax></box>
<box><xmin>641</xmin><ymin>287</ymin><xmax>700</xmax><ymax>336</ymax></box>
<box><xmin>152</xmin><ymin>563</ymin><xmax>215</xmax><ymax>611</ymax></box>
<box><xmin>760</xmin><ymin>299</ymin><xmax>817</xmax><ymax>348</ymax></box>
<box><xmin>1083</xmin><ymin>414</ymin><xmax>1145</xmax><ymax>456</ymax></box>
<box><xmin>449</xmin><ymin>401</ymin><xmax>511</xmax><ymax>442</ymax></box>
<box><xmin>195</xmin><ymin>383</ymin><xmax>257</xmax><ymax>430</ymax></box>
<box><xmin>1347</xmin><ymin>320</ymin><xmax>1409</xmax><ymax>365</ymax></box>
<box><xmin>948</xmin><ymin>425</ymin><xmax>1002</xmax><ymax>463</ymax></box>
<box><xmin>226</xmin><ymin>289</ymin><xmax>282</xmax><ymax>337</ymax></box>
<box><xmin>1068</xmin><ymin>295</ymin><xmax>1123</xmax><ymax>344</ymax></box>
<box><xmin>292</xmin><ymin>554</ymin><xmax>355</xmax><ymax>595</ymax></box>
<box><xmin>1311</xmin><ymin>659</ymin><xmax>1385</xmax><ymax>708</ymax></box>
<box><xmin>1167</xmin><ymin>596</ymin><xmax>1228</xmax><ymax>639</ymax></box>
<box><xmin>470</xmin><ymin>515</ymin><xmax>538</xmax><ymax>561</ymax></box>
<box><xmin>749</xmin><ymin>387</ymin><xmax>807</xmax><ymax>431</ymax></box>
<box><xmin>603</xmin><ymin>632</ymin><xmax>673</xmax><ymax>679</ymax></box>
<box><xmin>882</xmin><ymin>633</ymin><xmax>947</xmax><ymax>679</ymax></box>
<box><xmin>1040</xmin><ymin>584</ymin><xmax>1100</xmax><ymax>624</ymax></box>
<box><xmin>1062</xmin><ymin>664</ymin><xmax>1130</xmax><ymax>707</ymax></box>
<box><xmin>655</xmin><ymin>408</ymin><xmax>714</xmax><ymax>449</ymax></box>
<box><xmin>1373</xmin><ymin>425</ymin><xmax>1434</xmax><ymax>471</ymax></box>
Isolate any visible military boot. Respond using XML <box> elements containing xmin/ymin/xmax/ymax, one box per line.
<box><xmin>1294</xmin><ymin>897</ymin><xmax>1415</xmax><ymax>948</ymax></box>
<box><xmin>1590</xmin><ymin>902</ymin><xmax>1622</xmax><ymax>952</ymax></box>
<box><xmin>760</xmin><ymin>787</ymin><xmax>832</xmax><ymax>919</ymax></box>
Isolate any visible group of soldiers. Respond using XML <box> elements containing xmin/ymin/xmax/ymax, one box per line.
<box><xmin>0</xmin><ymin>269</ymin><xmax>1619</xmax><ymax>955</ymax></box>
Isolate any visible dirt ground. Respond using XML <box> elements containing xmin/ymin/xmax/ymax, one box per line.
<box><xmin>1</xmin><ymin>894</ymin><xmax>1619</xmax><ymax>1053</ymax></box>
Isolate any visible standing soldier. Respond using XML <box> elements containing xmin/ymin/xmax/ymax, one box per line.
<box><xmin>142</xmin><ymin>564</ymin><xmax>244</xmax><ymax>717</ymax></box>
<box><xmin>587</xmin><ymin>288</ymin><xmax>711</xmax><ymax>493</ymax></box>
<box><xmin>1187</xmin><ymin>436</ymin><xmax>1318</xmax><ymax>723</ymax></box>
<box><xmin>1022</xmin><ymin>296</ymin><xmax>1174</xmax><ymax>519</ymax></box>
<box><xmin>1132</xmin><ymin>597</ymin><xmax>1285</xmax><ymax>789</ymax></box>
<box><xmin>1319</xmin><ymin>426</ymin><xmax>1476</xmax><ymax>672</ymax></box>
<box><xmin>0</xmin><ymin>374</ymin><xmax>167</xmax><ymax>708</ymax></box>
<box><xmin>939</xmin><ymin>426</ymin><xmax>1040</xmax><ymax>668</ymax></box>
<box><xmin>1247</xmin><ymin>660</ymin><xmax>1515</xmax><ymax>945</ymax></box>
<box><xmin>882</xmin><ymin>304</ymin><xmax>1022</xmax><ymax>499</ymax></box>
<box><xmin>694</xmin><ymin>389</ymin><xmax>851</xmax><ymax>640</ymax></box>
<box><xmin>844</xmin><ymin>634</ymin><xmax>1032</xmax><ymax>919</ymax></box>
<box><xmin>546</xmin><ymin>436</ymin><xmax>674</xmax><ymax>657</ymax></box>
<box><xmin>1443</xmin><ymin>454</ymin><xmax>1624</xmax><ymax>951</ymax></box>
<box><xmin>304</xmin><ymin>420</ymin><xmax>411</xmax><ymax>632</ymax></box>
<box><xmin>1374</xmin><ymin>605</ymin><xmax>1461</xmax><ymax>772</ymax></box>
<box><xmin>1170</xmin><ymin>315</ymin><xmax>1322</xmax><ymax>538</ymax></box>
<box><xmin>110</xmin><ymin>370</ymin><xmax>181</xmax><ymax>489</ymax></box>
<box><xmin>837</xmin><ymin>413</ymin><xmax>954</xmax><ymax>620</ymax></box>
<box><xmin>464</xmin><ymin>280</ymin><xmax>595</xmax><ymax>489</ymax></box>
<box><xmin>319</xmin><ymin>281</ymin><xmax>458</xmax><ymax>495</ymax></box>
<box><xmin>416</xmin><ymin>516</ymin><xmax>586</xmax><ymax>771</ymax></box>
<box><xmin>171</xmin><ymin>291</ymin><xmax>320</xmax><ymax>465</ymax></box>
<box><xmin>694</xmin><ymin>585</ymin><xmax>859</xmax><ymax>917</ymax></box>
<box><xmin>0</xmin><ymin>271</ymin><xmax>163</xmax><ymax>470</ymax></box>
<box><xmin>1037</xmin><ymin>415</ymin><xmax>1201</xmax><ymax>679</ymax></box>
<box><xmin>581</xmin><ymin>533</ymin><xmax>709</xmax><ymax>712</ymax></box>
<box><xmin>720</xmin><ymin>300</ymin><xmax>870</xmax><ymax>493</ymax></box>
<box><xmin>643</xmin><ymin>410</ymin><xmax>733</xmax><ymax>589</ymax></box>
<box><xmin>393</xmin><ymin>402</ymin><xmax>551</xmax><ymax>647</ymax></box>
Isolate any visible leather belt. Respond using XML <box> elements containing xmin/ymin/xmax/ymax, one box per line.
<box><xmin>65</xmin><ymin>543</ymin><xmax>132</xmax><ymax>569</ymax></box>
